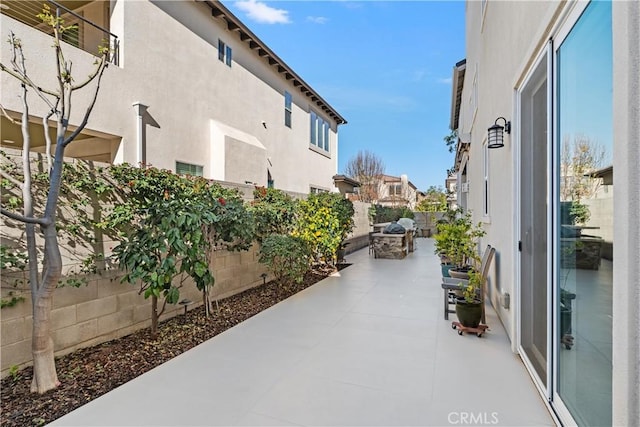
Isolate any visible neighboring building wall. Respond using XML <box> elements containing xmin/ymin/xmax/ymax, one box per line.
<box><xmin>445</xmin><ymin>174</ymin><xmax>457</xmax><ymax>209</ymax></box>
<box><xmin>0</xmin><ymin>0</ymin><xmax>344</xmax><ymax>195</ymax></box>
<box><xmin>377</xmin><ymin>174</ymin><xmax>417</xmax><ymax>209</ymax></box>
<box><xmin>583</xmin><ymin>184</ymin><xmax>613</xmax><ymax>259</ymax></box>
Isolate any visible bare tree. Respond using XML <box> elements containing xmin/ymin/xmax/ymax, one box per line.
<box><xmin>560</xmin><ymin>134</ymin><xmax>607</xmax><ymax>202</ymax></box>
<box><xmin>344</xmin><ymin>150</ymin><xmax>385</xmax><ymax>203</ymax></box>
<box><xmin>0</xmin><ymin>7</ymin><xmax>109</xmax><ymax>393</ymax></box>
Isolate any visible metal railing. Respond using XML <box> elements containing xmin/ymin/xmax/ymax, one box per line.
<box><xmin>0</xmin><ymin>0</ymin><xmax>119</xmax><ymax>65</ymax></box>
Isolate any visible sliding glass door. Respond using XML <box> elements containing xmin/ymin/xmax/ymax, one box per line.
<box><xmin>554</xmin><ymin>1</ymin><xmax>613</xmax><ymax>425</ymax></box>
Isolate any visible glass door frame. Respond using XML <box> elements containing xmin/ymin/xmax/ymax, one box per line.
<box><xmin>515</xmin><ymin>2</ymin><xmax>595</xmax><ymax>425</ymax></box>
<box><xmin>551</xmin><ymin>1</ymin><xmax>599</xmax><ymax>425</ymax></box>
<box><xmin>515</xmin><ymin>41</ymin><xmax>554</xmax><ymax>403</ymax></box>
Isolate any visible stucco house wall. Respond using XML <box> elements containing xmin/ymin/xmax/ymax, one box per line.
<box><xmin>460</xmin><ymin>1</ymin><xmax>563</xmax><ymax>341</ymax></box>
<box><xmin>0</xmin><ymin>0</ymin><xmax>345</xmax><ymax>195</ymax></box>
<box><xmin>457</xmin><ymin>1</ymin><xmax>639</xmax><ymax>424</ymax></box>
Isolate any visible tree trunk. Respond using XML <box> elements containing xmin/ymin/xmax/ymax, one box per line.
<box><xmin>30</xmin><ymin>224</ymin><xmax>62</xmax><ymax>393</ymax></box>
<box><xmin>30</xmin><ymin>294</ymin><xmax>59</xmax><ymax>393</ymax></box>
<box><xmin>151</xmin><ymin>295</ymin><xmax>158</xmax><ymax>337</ymax></box>
<box><xmin>202</xmin><ymin>288</ymin><xmax>210</xmax><ymax>317</ymax></box>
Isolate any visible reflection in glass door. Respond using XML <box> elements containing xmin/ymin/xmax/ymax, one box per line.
<box><xmin>555</xmin><ymin>1</ymin><xmax>613</xmax><ymax>425</ymax></box>
<box><xmin>519</xmin><ymin>52</ymin><xmax>549</xmax><ymax>389</ymax></box>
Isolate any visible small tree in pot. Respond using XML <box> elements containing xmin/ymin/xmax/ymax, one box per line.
<box><xmin>434</xmin><ymin>209</ymin><xmax>484</xmax><ymax>277</ymax></box>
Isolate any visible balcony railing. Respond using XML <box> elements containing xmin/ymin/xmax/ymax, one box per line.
<box><xmin>0</xmin><ymin>0</ymin><xmax>119</xmax><ymax>65</ymax></box>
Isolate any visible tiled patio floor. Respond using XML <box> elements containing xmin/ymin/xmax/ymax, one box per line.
<box><xmin>51</xmin><ymin>238</ymin><xmax>555</xmax><ymax>426</ymax></box>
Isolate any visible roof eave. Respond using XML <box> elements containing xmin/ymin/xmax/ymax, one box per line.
<box><xmin>200</xmin><ymin>0</ymin><xmax>347</xmax><ymax>125</ymax></box>
<box><xmin>449</xmin><ymin>59</ymin><xmax>466</xmax><ymax>131</ymax></box>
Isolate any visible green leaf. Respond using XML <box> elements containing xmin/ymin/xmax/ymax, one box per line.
<box><xmin>194</xmin><ymin>261</ymin><xmax>207</xmax><ymax>278</ymax></box>
<box><xmin>166</xmin><ymin>286</ymin><xmax>179</xmax><ymax>304</ymax></box>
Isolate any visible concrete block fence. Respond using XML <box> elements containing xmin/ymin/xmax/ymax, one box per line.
<box><xmin>0</xmin><ymin>149</ymin><xmax>373</xmax><ymax>377</ymax></box>
<box><xmin>0</xmin><ymin>244</ymin><xmax>269</xmax><ymax>376</ymax></box>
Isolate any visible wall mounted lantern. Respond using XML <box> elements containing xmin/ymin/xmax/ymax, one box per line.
<box><xmin>487</xmin><ymin>117</ymin><xmax>511</xmax><ymax>149</ymax></box>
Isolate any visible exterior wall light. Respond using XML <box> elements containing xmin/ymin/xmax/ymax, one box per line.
<box><xmin>487</xmin><ymin>117</ymin><xmax>511</xmax><ymax>149</ymax></box>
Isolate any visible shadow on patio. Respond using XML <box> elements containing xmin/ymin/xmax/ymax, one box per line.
<box><xmin>51</xmin><ymin>238</ymin><xmax>554</xmax><ymax>426</ymax></box>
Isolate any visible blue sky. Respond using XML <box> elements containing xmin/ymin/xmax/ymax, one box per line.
<box><xmin>222</xmin><ymin>0</ymin><xmax>466</xmax><ymax>191</ymax></box>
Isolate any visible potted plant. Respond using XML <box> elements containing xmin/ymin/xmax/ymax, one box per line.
<box><xmin>434</xmin><ymin>209</ymin><xmax>484</xmax><ymax>278</ymax></box>
<box><xmin>433</xmin><ymin>207</ymin><xmax>460</xmax><ymax>276</ymax></box>
<box><xmin>454</xmin><ymin>269</ymin><xmax>483</xmax><ymax>328</ymax></box>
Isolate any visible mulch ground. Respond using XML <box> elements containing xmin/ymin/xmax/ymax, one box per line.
<box><xmin>0</xmin><ymin>264</ymin><xmax>350</xmax><ymax>427</ymax></box>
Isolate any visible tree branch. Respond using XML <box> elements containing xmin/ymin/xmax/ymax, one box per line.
<box><xmin>0</xmin><ymin>103</ymin><xmax>21</xmax><ymax>125</ymax></box>
<box><xmin>62</xmin><ymin>58</ymin><xmax>108</xmax><ymax>147</ymax></box>
<box><xmin>0</xmin><ymin>169</ymin><xmax>23</xmax><ymax>188</ymax></box>
<box><xmin>43</xmin><ymin>108</ymin><xmax>56</xmax><ymax>172</ymax></box>
<box><xmin>0</xmin><ymin>208</ymin><xmax>50</xmax><ymax>226</ymax></box>
<box><xmin>1</xmin><ymin>33</ymin><xmax>58</xmax><ymax>107</ymax></box>
<box><xmin>72</xmin><ymin>54</ymin><xmax>107</xmax><ymax>90</ymax></box>
<box><xmin>158</xmin><ymin>297</ymin><xmax>168</xmax><ymax>318</ymax></box>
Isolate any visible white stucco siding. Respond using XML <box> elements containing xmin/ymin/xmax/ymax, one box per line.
<box><xmin>0</xmin><ymin>0</ymin><xmax>342</xmax><ymax>194</ymax></box>
<box><xmin>135</xmin><ymin>0</ymin><xmax>339</xmax><ymax>193</ymax></box>
<box><xmin>462</xmin><ymin>1</ymin><xmax>565</xmax><ymax>339</ymax></box>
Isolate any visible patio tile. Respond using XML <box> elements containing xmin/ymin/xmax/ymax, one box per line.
<box><xmin>51</xmin><ymin>239</ymin><xmax>554</xmax><ymax>427</ymax></box>
<box><xmin>250</xmin><ymin>374</ymin><xmax>433</xmax><ymax>426</ymax></box>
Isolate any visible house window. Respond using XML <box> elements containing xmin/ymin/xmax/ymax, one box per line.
<box><xmin>218</xmin><ymin>39</ymin><xmax>231</xmax><ymax>67</ymax></box>
<box><xmin>267</xmin><ymin>170</ymin><xmax>274</xmax><ymax>188</ymax></box>
<box><xmin>225</xmin><ymin>45</ymin><xmax>232</xmax><ymax>67</ymax></box>
<box><xmin>483</xmin><ymin>139</ymin><xmax>489</xmax><ymax>216</ymax></box>
<box><xmin>391</xmin><ymin>184</ymin><xmax>403</xmax><ymax>196</ymax></box>
<box><xmin>310</xmin><ymin>186</ymin><xmax>329</xmax><ymax>194</ymax></box>
<box><xmin>284</xmin><ymin>91</ymin><xmax>292</xmax><ymax>128</ymax></box>
<box><xmin>176</xmin><ymin>161</ymin><xmax>203</xmax><ymax>177</ymax></box>
<box><xmin>310</xmin><ymin>110</ymin><xmax>330</xmax><ymax>153</ymax></box>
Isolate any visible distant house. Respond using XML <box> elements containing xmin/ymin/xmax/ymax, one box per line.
<box><xmin>444</xmin><ymin>173</ymin><xmax>457</xmax><ymax>210</ymax></box>
<box><xmin>0</xmin><ymin>0</ymin><xmax>346</xmax><ymax>195</ymax></box>
<box><xmin>449</xmin><ymin>1</ymin><xmax>638</xmax><ymax>426</ymax></box>
<box><xmin>376</xmin><ymin>174</ymin><xmax>417</xmax><ymax>209</ymax></box>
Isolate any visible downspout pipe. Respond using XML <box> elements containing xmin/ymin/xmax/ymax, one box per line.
<box><xmin>132</xmin><ymin>102</ymin><xmax>148</xmax><ymax>168</ymax></box>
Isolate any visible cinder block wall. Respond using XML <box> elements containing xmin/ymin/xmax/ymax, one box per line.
<box><xmin>344</xmin><ymin>201</ymin><xmax>372</xmax><ymax>253</ymax></box>
<box><xmin>0</xmin><ymin>243</ymin><xmax>268</xmax><ymax>376</ymax></box>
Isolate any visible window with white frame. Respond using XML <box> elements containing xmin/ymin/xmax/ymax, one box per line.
<box><xmin>176</xmin><ymin>161</ymin><xmax>203</xmax><ymax>177</ymax></box>
<box><xmin>483</xmin><ymin>139</ymin><xmax>489</xmax><ymax>216</ymax></box>
<box><xmin>218</xmin><ymin>39</ymin><xmax>231</xmax><ymax>67</ymax></box>
<box><xmin>310</xmin><ymin>186</ymin><xmax>329</xmax><ymax>194</ymax></box>
<box><xmin>309</xmin><ymin>110</ymin><xmax>330</xmax><ymax>153</ymax></box>
<box><xmin>284</xmin><ymin>91</ymin><xmax>292</xmax><ymax>128</ymax></box>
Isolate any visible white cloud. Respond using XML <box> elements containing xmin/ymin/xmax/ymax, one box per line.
<box><xmin>437</xmin><ymin>77</ymin><xmax>453</xmax><ymax>84</ymax></box>
<box><xmin>234</xmin><ymin>0</ymin><xmax>291</xmax><ymax>24</ymax></box>
<box><xmin>307</xmin><ymin>16</ymin><xmax>328</xmax><ymax>24</ymax></box>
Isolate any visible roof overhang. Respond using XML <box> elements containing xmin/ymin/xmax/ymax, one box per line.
<box><xmin>449</xmin><ymin>59</ymin><xmax>467</xmax><ymax>131</ymax></box>
<box><xmin>333</xmin><ymin>175</ymin><xmax>361</xmax><ymax>194</ymax></box>
<box><xmin>201</xmin><ymin>0</ymin><xmax>347</xmax><ymax>125</ymax></box>
<box><xmin>587</xmin><ymin>165</ymin><xmax>613</xmax><ymax>185</ymax></box>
